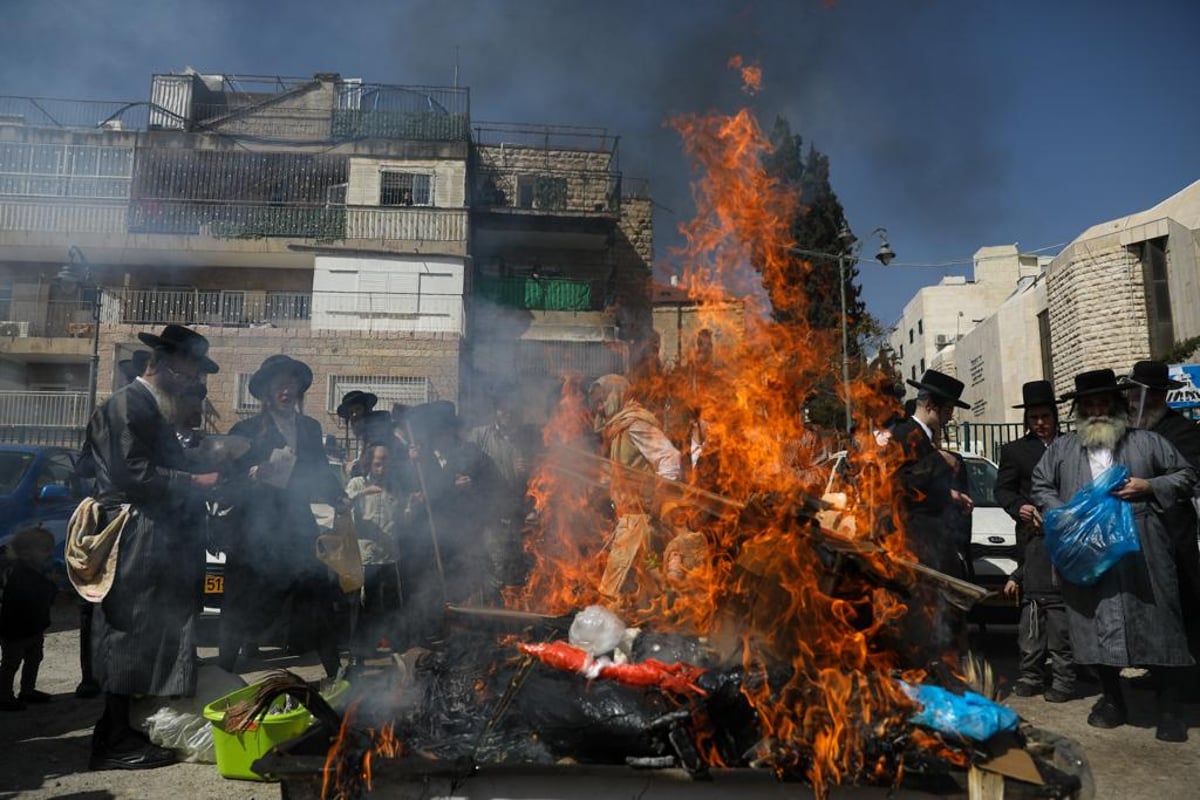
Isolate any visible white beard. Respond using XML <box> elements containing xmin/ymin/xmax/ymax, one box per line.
<box><xmin>1077</xmin><ymin>414</ymin><xmax>1127</xmax><ymax>451</ymax></box>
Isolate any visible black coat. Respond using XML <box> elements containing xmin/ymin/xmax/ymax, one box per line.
<box><xmin>84</xmin><ymin>381</ymin><xmax>205</xmax><ymax>696</ymax></box>
<box><xmin>995</xmin><ymin>433</ymin><xmax>1058</xmax><ymax>597</ymax></box>
<box><xmin>224</xmin><ymin>411</ymin><xmax>344</xmax><ymax>635</ymax></box>
<box><xmin>0</xmin><ymin>561</ymin><xmax>57</xmax><ymax>640</ymax></box>
<box><xmin>1150</xmin><ymin>410</ymin><xmax>1200</xmax><ymax>646</ymax></box>
<box><xmin>888</xmin><ymin>418</ymin><xmax>962</xmax><ymax>577</ymax></box>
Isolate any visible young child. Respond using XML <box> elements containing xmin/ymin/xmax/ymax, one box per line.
<box><xmin>0</xmin><ymin>526</ymin><xmax>59</xmax><ymax>711</ymax></box>
<box><xmin>345</xmin><ymin>444</ymin><xmax>403</xmax><ymax>663</ymax></box>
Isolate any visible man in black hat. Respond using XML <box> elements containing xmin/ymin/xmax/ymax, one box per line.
<box><xmin>996</xmin><ymin>380</ymin><xmax>1074</xmax><ymax>702</ymax></box>
<box><xmin>889</xmin><ymin>369</ymin><xmax>974</xmax><ymax>579</ymax></box>
<box><xmin>1125</xmin><ymin>360</ymin><xmax>1200</xmax><ymax>659</ymax></box>
<box><xmin>82</xmin><ymin>324</ymin><xmax>220</xmax><ymax>770</ymax></box>
<box><xmin>1032</xmin><ymin>368</ymin><xmax>1196</xmax><ymax>741</ymax></box>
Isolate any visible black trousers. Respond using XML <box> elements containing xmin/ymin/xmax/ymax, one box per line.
<box><xmin>0</xmin><ymin>634</ymin><xmax>45</xmax><ymax>698</ymax></box>
<box><xmin>1017</xmin><ymin>596</ymin><xmax>1074</xmax><ymax>692</ymax></box>
<box><xmin>352</xmin><ymin>563</ymin><xmax>403</xmax><ymax>658</ymax></box>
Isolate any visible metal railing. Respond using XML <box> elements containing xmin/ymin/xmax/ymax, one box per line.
<box><xmin>0</xmin><ymin>198</ymin><xmax>129</xmax><ymax>234</ymax></box>
<box><xmin>944</xmin><ymin>419</ymin><xmax>1076</xmax><ymax>463</ymax></box>
<box><xmin>473</xmin><ymin>167</ymin><xmax>622</xmax><ymax>215</ymax></box>
<box><xmin>475</xmin><ymin>276</ymin><xmax>602</xmax><ymax>311</ymax></box>
<box><xmin>114</xmin><ymin>288</ymin><xmax>312</xmax><ymax>327</ymax></box>
<box><xmin>0</xmin><ymin>96</ymin><xmax>150</xmax><ymax>130</ymax></box>
<box><xmin>473</xmin><ymin>122</ymin><xmax>617</xmax><ymax>155</ymax></box>
<box><xmin>1</xmin><ymin>298</ymin><xmax>97</xmax><ymax>338</ymax></box>
<box><xmin>0</xmin><ymin>390</ymin><xmax>91</xmax><ymax>428</ymax></box>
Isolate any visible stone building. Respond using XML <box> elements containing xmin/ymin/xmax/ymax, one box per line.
<box><xmin>1045</xmin><ymin>178</ymin><xmax>1200</xmax><ymax>398</ymax></box>
<box><xmin>650</xmin><ymin>278</ymin><xmax>745</xmax><ymax>372</ymax></box>
<box><xmin>889</xmin><ymin>245</ymin><xmax>1047</xmax><ymax>399</ymax></box>
<box><xmin>0</xmin><ymin>72</ymin><xmax>654</xmax><ymax>440</ymax></box>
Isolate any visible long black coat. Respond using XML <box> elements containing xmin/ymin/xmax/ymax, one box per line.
<box><xmin>888</xmin><ymin>418</ymin><xmax>962</xmax><ymax>578</ymax></box>
<box><xmin>224</xmin><ymin>412</ymin><xmax>344</xmax><ymax>637</ymax></box>
<box><xmin>84</xmin><ymin>381</ymin><xmax>205</xmax><ymax>696</ymax></box>
<box><xmin>1149</xmin><ymin>410</ymin><xmax>1200</xmax><ymax>647</ymax></box>
<box><xmin>995</xmin><ymin>433</ymin><xmax>1059</xmax><ymax>597</ymax></box>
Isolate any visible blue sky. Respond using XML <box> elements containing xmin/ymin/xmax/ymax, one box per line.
<box><xmin>3</xmin><ymin>0</ymin><xmax>1198</xmax><ymax>327</ymax></box>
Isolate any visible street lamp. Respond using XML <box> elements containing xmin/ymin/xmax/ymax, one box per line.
<box><xmin>790</xmin><ymin>225</ymin><xmax>896</xmax><ymax>432</ymax></box>
<box><xmin>55</xmin><ymin>246</ymin><xmax>101</xmax><ymax>418</ymax></box>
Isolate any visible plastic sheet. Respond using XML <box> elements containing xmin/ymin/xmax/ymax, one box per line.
<box><xmin>1043</xmin><ymin>465</ymin><xmax>1140</xmax><ymax>586</ymax></box>
<box><xmin>568</xmin><ymin>605</ymin><xmax>626</xmax><ymax>656</ymax></box>
<box><xmin>900</xmin><ymin>681</ymin><xmax>1019</xmax><ymax>742</ymax></box>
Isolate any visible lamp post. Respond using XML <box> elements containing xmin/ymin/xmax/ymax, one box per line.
<box><xmin>789</xmin><ymin>225</ymin><xmax>896</xmax><ymax>432</ymax></box>
<box><xmin>55</xmin><ymin>246</ymin><xmax>101</xmax><ymax>419</ymax></box>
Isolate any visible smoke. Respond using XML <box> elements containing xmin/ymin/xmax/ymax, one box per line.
<box><xmin>0</xmin><ymin>0</ymin><xmax>1015</xmax><ymax>279</ymax></box>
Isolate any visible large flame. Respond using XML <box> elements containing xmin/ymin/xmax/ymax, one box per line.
<box><xmin>503</xmin><ymin>60</ymin><xmax>956</xmax><ymax>793</ymax></box>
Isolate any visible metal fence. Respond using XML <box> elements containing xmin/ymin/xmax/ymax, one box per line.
<box><xmin>115</xmin><ymin>287</ymin><xmax>311</xmax><ymax>327</ymax></box>
<box><xmin>0</xmin><ymin>426</ymin><xmax>86</xmax><ymax>448</ymax></box>
<box><xmin>943</xmin><ymin>419</ymin><xmax>1076</xmax><ymax>463</ymax></box>
<box><xmin>0</xmin><ymin>391</ymin><xmax>91</xmax><ymax>428</ymax></box>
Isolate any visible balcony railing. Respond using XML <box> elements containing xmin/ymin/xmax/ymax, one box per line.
<box><xmin>0</xmin><ymin>391</ymin><xmax>91</xmax><ymax>428</ymax></box>
<box><xmin>114</xmin><ymin>288</ymin><xmax>312</xmax><ymax>327</ymax></box>
<box><xmin>0</xmin><ymin>298</ymin><xmax>97</xmax><ymax>338</ymax></box>
<box><xmin>475</xmin><ymin>276</ymin><xmax>601</xmax><ymax>311</ymax></box>
<box><xmin>0</xmin><ymin>198</ymin><xmax>129</xmax><ymax>235</ymax></box>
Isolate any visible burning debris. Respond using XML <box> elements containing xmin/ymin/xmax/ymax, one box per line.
<box><xmin>244</xmin><ymin>63</ymin><xmax>1091</xmax><ymax>800</ymax></box>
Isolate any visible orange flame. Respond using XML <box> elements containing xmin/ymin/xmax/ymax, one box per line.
<box><xmin>322</xmin><ymin>702</ymin><xmax>406</xmax><ymax>800</ymax></box>
<box><xmin>728</xmin><ymin>55</ymin><xmax>764</xmax><ymax>95</ymax></box>
<box><xmin>501</xmin><ymin>62</ymin><xmax>967</xmax><ymax>795</ymax></box>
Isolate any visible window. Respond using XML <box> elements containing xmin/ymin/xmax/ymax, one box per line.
<box><xmin>35</xmin><ymin>452</ymin><xmax>77</xmax><ymax>496</ymax></box>
<box><xmin>911</xmin><ymin>365</ymin><xmax>917</xmax><ymax>380</ymax></box>
<box><xmin>918</xmin><ymin>319</ymin><xmax>923</xmax><ymax>335</ymax></box>
<box><xmin>516</xmin><ymin>174</ymin><xmax>568</xmax><ymax>210</ymax></box>
<box><xmin>1140</xmin><ymin>238</ymin><xmax>1173</xmax><ymax>359</ymax></box>
<box><xmin>326</xmin><ymin>375</ymin><xmax>432</xmax><ymax>414</ymax></box>
<box><xmin>0</xmin><ymin>280</ymin><xmax>11</xmax><ymax>320</ymax></box>
<box><xmin>235</xmin><ymin>374</ymin><xmax>260</xmax><ymax>412</ymax></box>
<box><xmin>380</xmin><ymin>171</ymin><xmax>432</xmax><ymax>207</ymax></box>
<box><xmin>0</xmin><ymin>142</ymin><xmax>132</xmax><ymax>198</ymax></box>
<box><xmin>920</xmin><ymin>358</ymin><xmax>925</xmax><ymax>372</ymax></box>
<box><xmin>898</xmin><ymin>344</ymin><xmax>903</xmax><ymax>360</ymax></box>
<box><xmin>908</xmin><ymin>328</ymin><xmax>914</xmax><ymax>344</ymax></box>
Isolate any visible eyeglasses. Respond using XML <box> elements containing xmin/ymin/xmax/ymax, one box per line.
<box><xmin>163</xmin><ymin>364</ymin><xmax>202</xmax><ymax>384</ymax></box>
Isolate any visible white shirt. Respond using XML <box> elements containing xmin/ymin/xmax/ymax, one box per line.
<box><xmin>914</xmin><ymin>415</ymin><xmax>935</xmax><ymax>445</ymax></box>
<box><xmin>1087</xmin><ymin>447</ymin><xmax>1114</xmax><ymax>480</ymax></box>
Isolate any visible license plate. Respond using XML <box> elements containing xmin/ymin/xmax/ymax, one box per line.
<box><xmin>204</xmin><ymin>575</ymin><xmax>224</xmax><ymax>594</ymax></box>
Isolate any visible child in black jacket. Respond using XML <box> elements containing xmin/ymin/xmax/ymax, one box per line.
<box><xmin>0</xmin><ymin>526</ymin><xmax>59</xmax><ymax>711</ymax></box>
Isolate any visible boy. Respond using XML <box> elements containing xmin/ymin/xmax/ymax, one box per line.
<box><xmin>345</xmin><ymin>445</ymin><xmax>403</xmax><ymax>661</ymax></box>
<box><xmin>0</xmin><ymin>526</ymin><xmax>59</xmax><ymax>711</ymax></box>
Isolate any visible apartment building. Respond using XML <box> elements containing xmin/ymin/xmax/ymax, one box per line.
<box><xmin>0</xmin><ymin>71</ymin><xmax>653</xmax><ymax>440</ymax></box>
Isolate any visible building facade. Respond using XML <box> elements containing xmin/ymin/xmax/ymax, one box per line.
<box><xmin>0</xmin><ymin>72</ymin><xmax>653</xmax><ymax>440</ymax></box>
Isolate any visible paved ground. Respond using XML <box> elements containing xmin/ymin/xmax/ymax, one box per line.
<box><xmin>0</xmin><ymin>598</ymin><xmax>1196</xmax><ymax>799</ymax></box>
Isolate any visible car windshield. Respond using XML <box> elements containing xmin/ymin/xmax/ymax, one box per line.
<box><xmin>0</xmin><ymin>451</ymin><xmax>35</xmax><ymax>495</ymax></box>
<box><xmin>964</xmin><ymin>457</ymin><xmax>999</xmax><ymax>507</ymax></box>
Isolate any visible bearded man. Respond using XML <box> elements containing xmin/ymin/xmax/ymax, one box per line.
<box><xmin>590</xmin><ymin>374</ymin><xmax>681</xmax><ymax>604</ymax></box>
<box><xmin>1031</xmin><ymin>368</ymin><xmax>1196</xmax><ymax>742</ymax></box>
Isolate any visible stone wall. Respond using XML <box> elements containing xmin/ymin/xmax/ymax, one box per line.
<box><xmin>96</xmin><ymin>323</ymin><xmax>461</xmax><ymax>435</ymax></box>
<box><xmin>474</xmin><ymin>145</ymin><xmax>616</xmax><ymax>212</ymax></box>
<box><xmin>653</xmin><ymin>302</ymin><xmax>744</xmax><ymax>370</ymax></box>
<box><xmin>1045</xmin><ymin>239</ymin><xmax>1149</xmax><ymax>397</ymax></box>
<box><xmin>612</xmin><ymin>196</ymin><xmax>654</xmax><ymax>346</ymax></box>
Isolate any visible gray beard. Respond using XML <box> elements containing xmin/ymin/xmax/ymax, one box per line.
<box><xmin>1077</xmin><ymin>414</ymin><xmax>1127</xmax><ymax>451</ymax></box>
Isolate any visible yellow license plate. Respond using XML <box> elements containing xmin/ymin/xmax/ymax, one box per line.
<box><xmin>204</xmin><ymin>575</ymin><xmax>224</xmax><ymax>594</ymax></box>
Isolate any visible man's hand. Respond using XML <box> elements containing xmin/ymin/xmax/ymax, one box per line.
<box><xmin>951</xmin><ymin>489</ymin><xmax>974</xmax><ymax>512</ymax></box>
<box><xmin>1003</xmin><ymin>579</ymin><xmax>1020</xmax><ymax>600</ymax></box>
<box><xmin>1018</xmin><ymin>503</ymin><xmax>1043</xmax><ymax>527</ymax></box>
<box><xmin>191</xmin><ymin>472</ymin><xmax>220</xmax><ymax>489</ymax></box>
<box><xmin>1113</xmin><ymin>476</ymin><xmax>1152</xmax><ymax>500</ymax></box>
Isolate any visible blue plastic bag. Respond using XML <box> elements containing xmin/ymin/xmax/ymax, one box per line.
<box><xmin>899</xmin><ymin>681</ymin><xmax>1019</xmax><ymax>742</ymax></box>
<box><xmin>1043</xmin><ymin>464</ymin><xmax>1140</xmax><ymax>586</ymax></box>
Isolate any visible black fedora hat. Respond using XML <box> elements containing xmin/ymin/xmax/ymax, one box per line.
<box><xmin>1060</xmin><ymin>368</ymin><xmax>1134</xmax><ymax>400</ymax></box>
<box><xmin>136</xmin><ymin>324</ymin><xmax>219</xmax><ymax>374</ymax></box>
<box><xmin>1122</xmin><ymin>360</ymin><xmax>1184</xmax><ymax>391</ymax></box>
<box><xmin>906</xmin><ymin>369</ymin><xmax>969</xmax><ymax>409</ymax></box>
<box><xmin>336</xmin><ymin>390</ymin><xmax>379</xmax><ymax>420</ymax></box>
<box><xmin>247</xmin><ymin>354</ymin><xmax>313</xmax><ymax>401</ymax></box>
<box><xmin>117</xmin><ymin>349</ymin><xmax>152</xmax><ymax>384</ymax></box>
<box><xmin>1012</xmin><ymin>380</ymin><xmax>1061</xmax><ymax>409</ymax></box>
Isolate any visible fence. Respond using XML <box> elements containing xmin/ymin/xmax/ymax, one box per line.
<box><xmin>0</xmin><ymin>391</ymin><xmax>91</xmax><ymax>428</ymax></box>
<box><xmin>115</xmin><ymin>287</ymin><xmax>312</xmax><ymax>327</ymax></box>
<box><xmin>943</xmin><ymin>420</ymin><xmax>1076</xmax><ymax>463</ymax></box>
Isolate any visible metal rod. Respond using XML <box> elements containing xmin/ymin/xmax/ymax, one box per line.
<box><xmin>839</xmin><ymin>254</ymin><xmax>851</xmax><ymax>433</ymax></box>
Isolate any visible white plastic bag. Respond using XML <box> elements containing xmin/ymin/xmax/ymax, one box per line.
<box><xmin>568</xmin><ymin>605</ymin><xmax>626</xmax><ymax>656</ymax></box>
<box><xmin>131</xmin><ymin>665</ymin><xmax>247</xmax><ymax>763</ymax></box>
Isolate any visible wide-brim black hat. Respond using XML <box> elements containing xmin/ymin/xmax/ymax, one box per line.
<box><xmin>136</xmin><ymin>324</ymin><xmax>218</xmax><ymax>374</ymax></box>
<box><xmin>906</xmin><ymin>369</ymin><xmax>969</xmax><ymax>409</ymax></box>
<box><xmin>117</xmin><ymin>349</ymin><xmax>152</xmax><ymax>383</ymax></box>
<box><xmin>1061</xmin><ymin>368</ymin><xmax>1135</xmax><ymax>400</ymax></box>
<box><xmin>1013</xmin><ymin>379</ymin><xmax>1061</xmax><ymax>409</ymax></box>
<box><xmin>336</xmin><ymin>390</ymin><xmax>379</xmax><ymax>420</ymax></box>
<box><xmin>247</xmin><ymin>354</ymin><xmax>313</xmax><ymax>401</ymax></box>
<box><xmin>1121</xmin><ymin>360</ymin><xmax>1184</xmax><ymax>391</ymax></box>
<box><xmin>359</xmin><ymin>410</ymin><xmax>396</xmax><ymax>447</ymax></box>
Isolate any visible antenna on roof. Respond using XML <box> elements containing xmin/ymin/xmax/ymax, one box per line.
<box><xmin>454</xmin><ymin>45</ymin><xmax>460</xmax><ymax>88</ymax></box>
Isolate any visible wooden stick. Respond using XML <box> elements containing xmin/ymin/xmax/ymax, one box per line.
<box><xmin>405</xmin><ymin>422</ymin><xmax>446</xmax><ymax>604</ymax></box>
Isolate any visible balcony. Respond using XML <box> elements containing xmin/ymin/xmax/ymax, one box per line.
<box><xmin>475</xmin><ymin>276</ymin><xmax>601</xmax><ymax>311</ymax></box>
<box><xmin>0</xmin><ymin>390</ymin><xmax>91</xmax><ymax>428</ymax></box>
<box><xmin>113</xmin><ymin>288</ymin><xmax>312</xmax><ymax>327</ymax></box>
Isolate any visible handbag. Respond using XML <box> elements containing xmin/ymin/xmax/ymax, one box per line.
<box><xmin>313</xmin><ymin>503</ymin><xmax>364</xmax><ymax>593</ymax></box>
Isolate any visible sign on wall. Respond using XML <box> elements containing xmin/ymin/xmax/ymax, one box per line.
<box><xmin>1168</xmin><ymin>364</ymin><xmax>1200</xmax><ymax>409</ymax></box>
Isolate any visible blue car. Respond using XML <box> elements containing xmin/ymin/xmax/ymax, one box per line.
<box><xmin>0</xmin><ymin>444</ymin><xmax>88</xmax><ymax>566</ymax></box>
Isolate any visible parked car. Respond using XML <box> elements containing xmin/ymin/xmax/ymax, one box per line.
<box><xmin>812</xmin><ymin>450</ymin><xmax>1018</xmax><ymax>612</ymax></box>
<box><xmin>0</xmin><ymin>444</ymin><xmax>88</xmax><ymax>572</ymax></box>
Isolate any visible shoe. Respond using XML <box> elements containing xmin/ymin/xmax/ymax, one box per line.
<box><xmin>18</xmin><ymin>689</ymin><xmax>52</xmax><ymax>704</ymax></box>
<box><xmin>1011</xmin><ymin>681</ymin><xmax>1043</xmax><ymax>697</ymax></box>
<box><xmin>1043</xmin><ymin>687</ymin><xmax>1073</xmax><ymax>703</ymax></box>
<box><xmin>75</xmin><ymin>681</ymin><xmax>102</xmax><ymax>699</ymax></box>
<box><xmin>0</xmin><ymin>698</ymin><xmax>25</xmax><ymax>712</ymax></box>
<box><xmin>89</xmin><ymin>741</ymin><xmax>176</xmax><ymax>771</ymax></box>
<box><xmin>1156</xmin><ymin>714</ymin><xmax>1188</xmax><ymax>743</ymax></box>
<box><xmin>1086</xmin><ymin>697</ymin><xmax>1127</xmax><ymax>728</ymax></box>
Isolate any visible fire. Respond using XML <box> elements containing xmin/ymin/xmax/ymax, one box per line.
<box><xmin>500</xmin><ymin>60</ymin><xmax>960</xmax><ymax>796</ymax></box>
<box><xmin>728</xmin><ymin>55</ymin><xmax>764</xmax><ymax>95</ymax></box>
<box><xmin>322</xmin><ymin>701</ymin><xmax>405</xmax><ymax>800</ymax></box>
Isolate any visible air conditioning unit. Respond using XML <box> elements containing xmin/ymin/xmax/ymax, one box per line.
<box><xmin>935</xmin><ymin>334</ymin><xmax>953</xmax><ymax>347</ymax></box>
<box><xmin>0</xmin><ymin>321</ymin><xmax>30</xmax><ymax>337</ymax></box>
